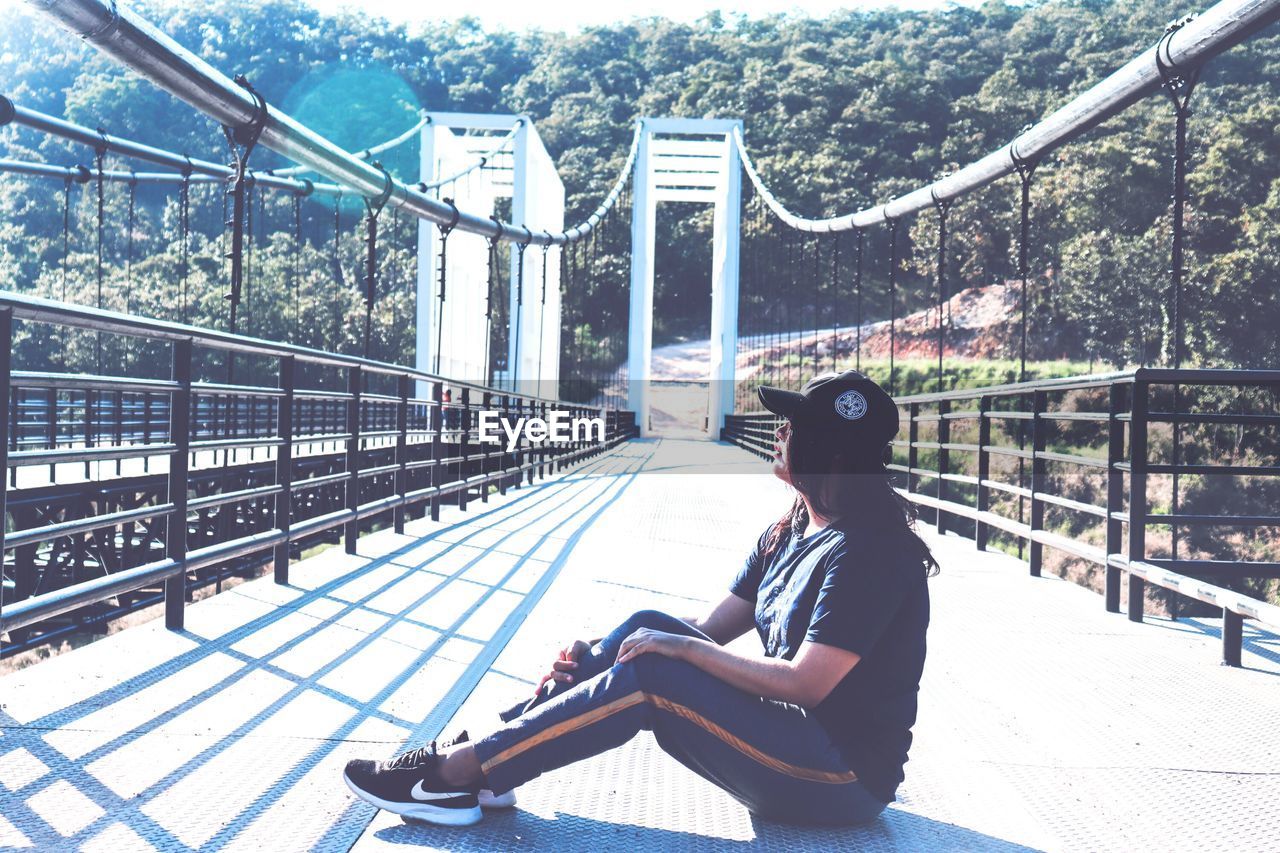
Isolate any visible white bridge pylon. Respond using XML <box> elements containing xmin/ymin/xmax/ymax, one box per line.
<box><xmin>629</xmin><ymin>118</ymin><xmax>742</xmax><ymax>438</ymax></box>
<box><xmin>416</xmin><ymin>113</ymin><xmax>564</xmax><ymax>395</ymax></box>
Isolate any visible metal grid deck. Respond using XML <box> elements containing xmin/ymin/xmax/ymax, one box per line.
<box><xmin>2</xmin><ymin>439</ymin><xmax>1277</xmax><ymax>851</ymax></box>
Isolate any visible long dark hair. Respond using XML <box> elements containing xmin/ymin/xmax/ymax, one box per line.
<box><xmin>763</xmin><ymin>418</ymin><xmax>940</xmax><ymax>576</ymax></box>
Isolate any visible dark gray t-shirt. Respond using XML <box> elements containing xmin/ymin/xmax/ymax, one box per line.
<box><xmin>731</xmin><ymin>522</ymin><xmax>930</xmax><ymax>803</ymax></box>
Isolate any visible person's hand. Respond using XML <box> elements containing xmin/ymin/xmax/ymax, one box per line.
<box><xmin>534</xmin><ymin>639</ymin><xmax>592</xmax><ymax>696</ymax></box>
<box><xmin>615</xmin><ymin>628</ymin><xmax>688</xmax><ymax>664</ymax></box>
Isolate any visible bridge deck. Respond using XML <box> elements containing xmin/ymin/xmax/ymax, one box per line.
<box><xmin>1</xmin><ymin>439</ymin><xmax>1276</xmax><ymax>852</ymax></box>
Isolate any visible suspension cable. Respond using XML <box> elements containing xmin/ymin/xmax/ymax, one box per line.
<box><xmin>888</xmin><ymin>219</ymin><xmax>899</xmax><ymax>395</ymax></box>
<box><xmin>568</xmin><ymin>237</ymin><xmax>579</xmax><ymax>382</ymax></box>
<box><xmin>93</xmin><ymin>142</ymin><xmax>105</xmax><ymax>309</ymax></box>
<box><xmin>362</xmin><ymin>162</ymin><xmax>394</xmax><ymax>359</ymax></box>
<box><xmin>1012</xmin><ymin>155</ymin><xmax>1038</xmax><ymax>382</ymax></box>
<box><xmin>829</xmin><ymin>233</ymin><xmax>840</xmax><ymax>372</ymax></box>
<box><xmin>246</xmin><ymin>176</ymin><xmax>262</xmax><ymax>312</ymax></box>
<box><xmin>432</xmin><ymin>196</ymin><xmax>459</xmax><ymax>373</ymax></box>
<box><xmin>854</xmin><ymin>229</ymin><xmax>864</xmax><ymax>371</ymax></box>
<box><xmin>2</xmin><ymin>99</ymin><xmax>343</xmax><ymax>197</ymax></box>
<box><xmin>179</xmin><ymin>167</ymin><xmax>191</xmax><ymax>324</ymax></box>
<box><xmin>933</xmin><ymin>193</ymin><xmax>951</xmax><ymax>394</ymax></box>
<box><xmin>558</xmin><ymin>238</ymin><xmax>569</xmax><ymax>388</ymax></box>
<box><xmin>413</xmin><ymin>121</ymin><xmax>522</xmax><ymax>191</ymax></box>
<box><xmin>291</xmin><ymin>183</ymin><xmax>309</xmax><ymax>342</ymax></box>
<box><xmin>536</xmin><ymin>234</ymin><xmax>551</xmax><ymax>384</ymax></box>
<box><xmin>60</xmin><ymin>175</ymin><xmax>72</xmax><ymax>302</ymax></box>
<box><xmin>31</xmin><ymin>0</ymin><xmax>1279</xmax><ymax>244</ymax></box>
<box><xmin>124</xmin><ymin>171</ymin><xmax>136</xmax><ymax>315</ymax></box>
<box><xmin>388</xmin><ymin>204</ymin><xmax>399</xmax><ymax>308</ymax></box>
<box><xmin>93</xmin><ymin>141</ymin><xmax>106</xmax><ymax>370</ymax></box>
<box><xmin>811</xmin><ymin>233</ymin><xmax>821</xmax><ymax>373</ymax></box>
<box><xmin>271</xmin><ymin>110</ymin><xmax>430</xmax><ymax>178</ymax></box>
<box><xmin>123</xmin><ymin>170</ymin><xmax>137</xmax><ymax>369</ymax></box>
<box><xmin>332</xmin><ymin>191</ymin><xmax>344</xmax><ymax>349</ymax></box>
<box><xmin>221</xmin><ymin>74</ymin><xmax>268</xmax><ymax>345</ymax></box>
<box><xmin>728</xmin><ymin>0</ymin><xmax>1280</xmax><ymax>233</ymax></box>
<box><xmin>512</xmin><ymin>227</ymin><xmax>532</xmax><ymax>386</ymax></box>
<box><xmin>484</xmin><ymin>217</ymin><xmax>503</xmax><ymax>387</ymax></box>
<box><xmin>1157</xmin><ymin>16</ymin><xmax>1203</xmax><ymax>582</ymax></box>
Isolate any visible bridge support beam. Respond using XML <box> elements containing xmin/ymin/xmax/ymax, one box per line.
<box><xmin>627</xmin><ymin>118</ymin><xmax>742</xmax><ymax>436</ymax></box>
<box><xmin>707</xmin><ymin>133</ymin><xmax>742</xmax><ymax>438</ymax></box>
<box><xmin>416</xmin><ymin>114</ymin><xmax>563</xmax><ymax>394</ymax></box>
<box><xmin>627</xmin><ymin>128</ymin><xmax>655</xmax><ymax>430</ymax></box>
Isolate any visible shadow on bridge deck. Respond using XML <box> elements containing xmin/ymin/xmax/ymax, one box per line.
<box><xmin>1</xmin><ymin>439</ymin><xmax>1276</xmax><ymax>851</ymax></box>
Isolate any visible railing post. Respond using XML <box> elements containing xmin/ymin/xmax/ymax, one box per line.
<box><xmin>0</xmin><ymin>308</ymin><xmax>12</xmax><ymax>620</ymax></box>
<box><xmin>907</xmin><ymin>402</ymin><xmax>919</xmax><ymax>495</ymax></box>
<box><xmin>429</xmin><ymin>381</ymin><xmax>443</xmax><ymax>521</ymax></box>
<box><xmin>975</xmin><ymin>394</ymin><xmax>991</xmax><ymax>551</ymax></box>
<box><xmin>344</xmin><ymin>365</ymin><xmax>362</xmax><ymax>554</ymax></box>
<box><xmin>273</xmin><ymin>355</ymin><xmax>295</xmax><ymax>583</ymax></box>
<box><xmin>6</xmin><ymin>388</ymin><xmax>15</xmax><ymax>490</ymax></box>
<box><xmin>545</xmin><ymin>399</ymin><xmax>555</xmax><ymax>473</ymax></box>
<box><xmin>459</xmin><ymin>388</ymin><xmax>471</xmax><ymax>512</ymax></box>
<box><xmin>1029</xmin><ymin>390</ymin><xmax>1047</xmax><ymax>577</ymax></box>
<box><xmin>45</xmin><ymin>387</ymin><xmax>56</xmax><ymax>481</ymax></box>
<box><xmin>481</xmin><ymin>391</ymin><xmax>492</xmax><ymax>503</ymax></box>
<box><xmin>113</xmin><ymin>389</ymin><xmax>124</xmax><ymax>476</ymax></box>
<box><xmin>83</xmin><ymin>388</ymin><xmax>94</xmax><ymax>478</ymax></box>
<box><xmin>498</xmin><ymin>393</ymin><xmax>509</xmax><ymax>496</ymax></box>
<box><xmin>1128</xmin><ymin>381</ymin><xmax>1149</xmax><ymax>622</ymax></box>
<box><xmin>549</xmin><ymin>403</ymin><xmax>560</xmax><ymax>474</ymax></box>
<box><xmin>937</xmin><ymin>398</ymin><xmax>950</xmax><ymax>534</ymax></box>
<box><xmin>1105</xmin><ymin>381</ymin><xmax>1129</xmax><ymax>613</ymax></box>
<box><xmin>545</xmin><ymin>399</ymin><xmax>555</xmax><ymax>479</ymax></box>
<box><xmin>394</xmin><ymin>373</ymin><xmax>409</xmax><ymax>533</ymax></box>
<box><xmin>166</xmin><ymin>337</ymin><xmax>192</xmax><ymax>630</ymax></box>
<box><xmin>1221</xmin><ymin>608</ymin><xmax>1243</xmax><ymax>667</ymax></box>
<box><xmin>143</xmin><ymin>392</ymin><xmax>153</xmax><ymax>472</ymax></box>
<box><xmin>526</xmin><ymin>399</ymin><xmax>536</xmax><ymax>486</ymax></box>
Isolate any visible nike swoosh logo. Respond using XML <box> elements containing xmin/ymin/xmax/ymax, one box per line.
<box><xmin>410</xmin><ymin>780</ymin><xmax>469</xmax><ymax>802</ymax></box>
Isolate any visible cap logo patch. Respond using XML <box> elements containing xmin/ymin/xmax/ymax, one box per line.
<box><xmin>835</xmin><ymin>390</ymin><xmax>867</xmax><ymax>421</ymax></box>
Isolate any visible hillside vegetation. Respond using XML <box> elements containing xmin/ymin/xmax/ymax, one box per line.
<box><xmin>0</xmin><ymin>0</ymin><xmax>1278</xmax><ymax>375</ymax></box>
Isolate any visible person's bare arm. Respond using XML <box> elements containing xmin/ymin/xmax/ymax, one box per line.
<box><xmin>616</xmin><ymin>631</ymin><xmax>860</xmax><ymax>709</ymax></box>
<box><xmin>681</xmin><ymin>591</ymin><xmax>756</xmax><ymax>645</ymax></box>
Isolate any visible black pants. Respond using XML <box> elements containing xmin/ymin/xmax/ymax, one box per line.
<box><xmin>473</xmin><ymin>610</ymin><xmax>887</xmax><ymax>825</ymax></box>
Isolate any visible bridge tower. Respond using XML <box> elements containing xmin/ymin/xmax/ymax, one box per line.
<box><xmin>628</xmin><ymin>119</ymin><xmax>742</xmax><ymax>437</ymax></box>
<box><xmin>417</xmin><ymin>114</ymin><xmax>564</xmax><ymax>394</ymax></box>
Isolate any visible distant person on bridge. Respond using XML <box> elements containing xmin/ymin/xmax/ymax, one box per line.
<box><xmin>344</xmin><ymin>370</ymin><xmax>937</xmax><ymax>827</ymax></box>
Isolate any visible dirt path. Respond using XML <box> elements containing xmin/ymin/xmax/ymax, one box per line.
<box><xmin>644</xmin><ymin>282</ymin><xmax>1019</xmax><ymax>381</ymax></box>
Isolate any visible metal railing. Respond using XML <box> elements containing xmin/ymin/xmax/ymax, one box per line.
<box><xmin>0</xmin><ymin>291</ymin><xmax>637</xmax><ymax>650</ymax></box>
<box><xmin>723</xmin><ymin>368</ymin><xmax>1280</xmax><ymax>666</ymax></box>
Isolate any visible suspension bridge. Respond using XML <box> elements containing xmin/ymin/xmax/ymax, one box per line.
<box><xmin>2</xmin><ymin>0</ymin><xmax>1279</xmax><ymax>850</ymax></box>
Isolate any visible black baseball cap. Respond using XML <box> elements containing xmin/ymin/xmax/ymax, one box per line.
<box><xmin>758</xmin><ymin>370</ymin><xmax>899</xmax><ymax>469</ymax></box>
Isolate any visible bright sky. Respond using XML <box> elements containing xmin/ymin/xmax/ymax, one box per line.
<box><xmin>297</xmin><ymin>0</ymin><xmax>981</xmax><ymax>32</ymax></box>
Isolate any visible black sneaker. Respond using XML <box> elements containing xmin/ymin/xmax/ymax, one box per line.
<box><xmin>444</xmin><ymin>730</ymin><xmax>517</xmax><ymax>809</ymax></box>
<box><xmin>343</xmin><ymin>739</ymin><xmax>482</xmax><ymax>826</ymax></box>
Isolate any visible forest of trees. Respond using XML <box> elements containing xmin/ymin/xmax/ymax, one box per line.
<box><xmin>1</xmin><ymin>0</ymin><xmax>1278</xmax><ymax>378</ymax></box>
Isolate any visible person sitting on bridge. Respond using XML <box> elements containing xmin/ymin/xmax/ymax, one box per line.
<box><xmin>343</xmin><ymin>369</ymin><xmax>938</xmax><ymax>827</ymax></box>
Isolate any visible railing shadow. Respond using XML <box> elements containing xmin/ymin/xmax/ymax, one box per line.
<box><xmin>1140</xmin><ymin>614</ymin><xmax>1280</xmax><ymax>675</ymax></box>
<box><xmin>0</xmin><ymin>441</ymin><xmax>655</xmax><ymax>851</ymax></box>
